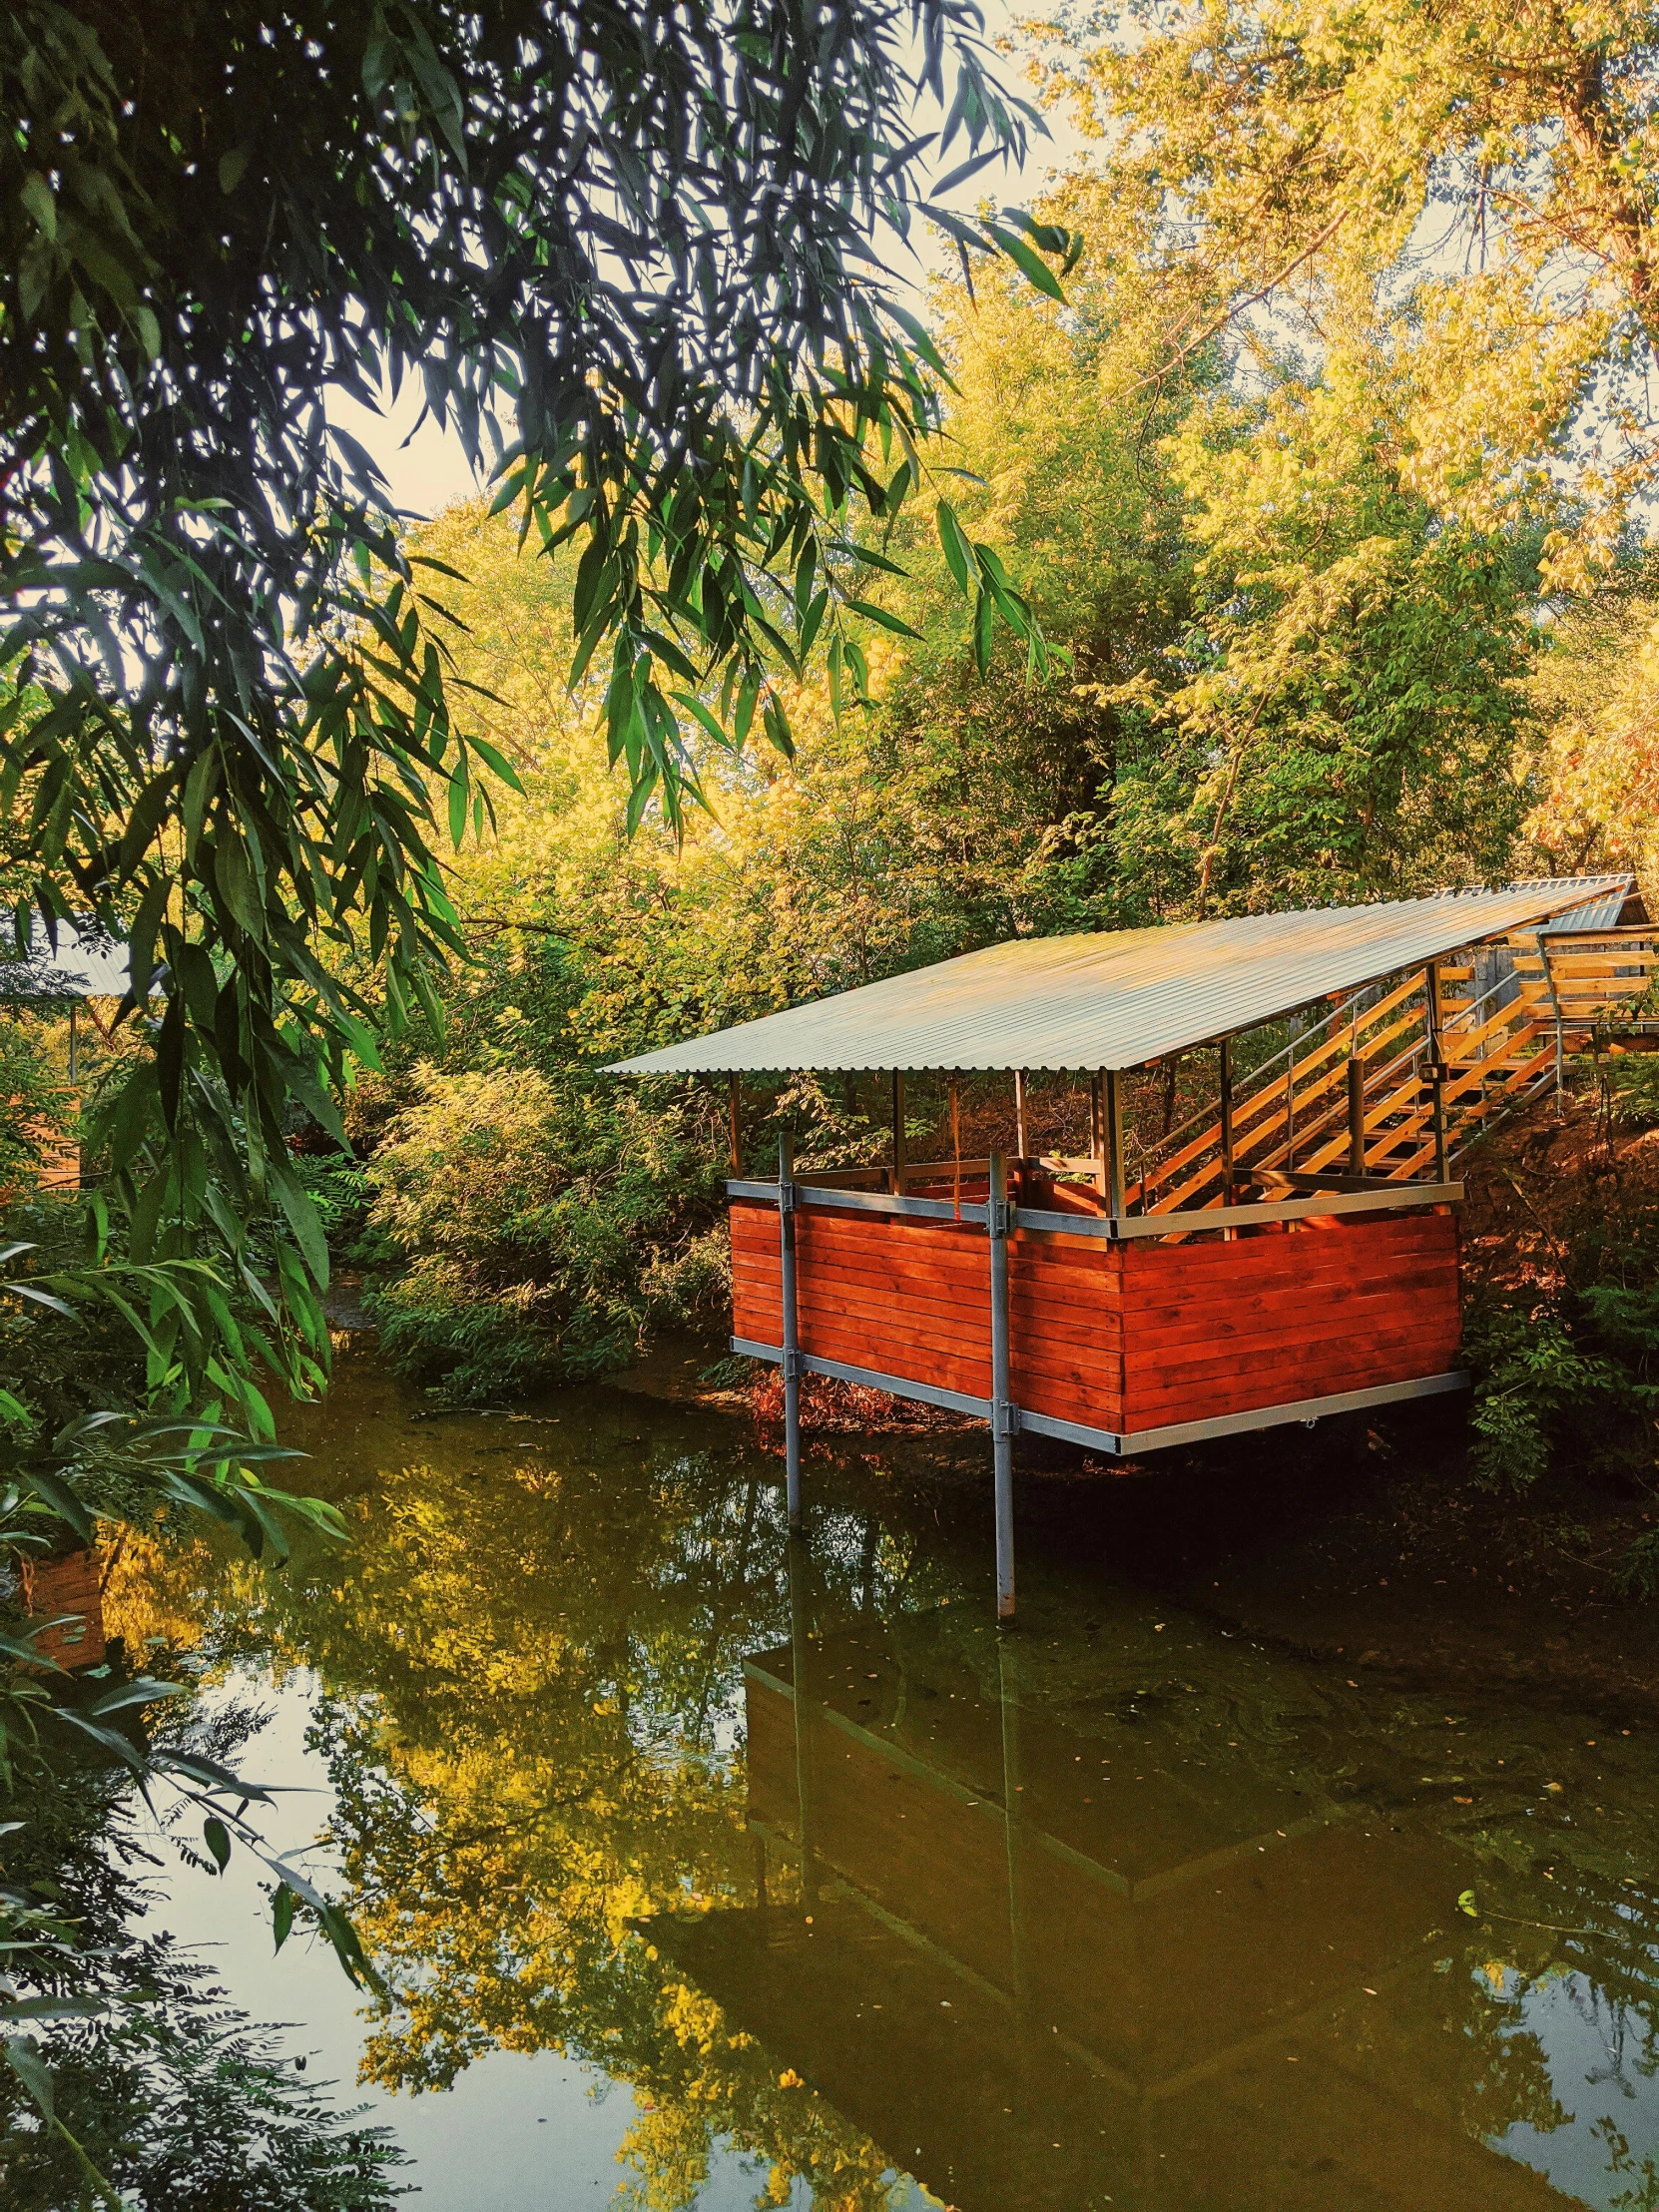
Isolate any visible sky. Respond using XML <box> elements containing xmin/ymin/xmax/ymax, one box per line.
<box><xmin>334</xmin><ymin>3</ymin><xmax>1093</xmax><ymax>519</ymax></box>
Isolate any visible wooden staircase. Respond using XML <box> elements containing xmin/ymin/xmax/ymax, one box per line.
<box><xmin>1126</xmin><ymin>927</ymin><xmax>1658</xmax><ymax>1217</ymax></box>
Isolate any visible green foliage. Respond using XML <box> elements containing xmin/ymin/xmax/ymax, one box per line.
<box><xmin>0</xmin><ymin>0</ymin><xmax>1066</xmax><ymax>1539</ymax></box>
<box><xmin>1462</xmin><ymin>1107</ymin><xmax>1659</xmax><ymax>1508</ymax></box>
<box><xmin>1612</xmin><ymin>1529</ymin><xmax>1659</xmax><ymax>1603</ymax></box>
<box><xmin>1609</xmin><ymin>1055</ymin><xmax>1659</xmax><ymax>1128</ymax></box>
<box><xmin>364</xmin><ymin>1065</ymin><xmax>725</xmax><ymax>1401</ymax></box>
<box><xmin>1031</xmin><ymin>0</ymin><xmax>1659</xmax><ymax>580</ymax></box>
<box><xmin>291</xmin><ymin>1153</ymin><xmax>373</xmax><ymax>1258</ymax></box>
<box><xmin>1466</xmin><ymin>1304</ymin><xmax>1620</xmax><ymax>1492</ymax></box>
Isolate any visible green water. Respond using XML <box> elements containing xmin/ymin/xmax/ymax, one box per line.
<box><xmin>130</xmin><ymin>1345</ymin><xmax>1659</xmax><ymax>2210</ymax></box>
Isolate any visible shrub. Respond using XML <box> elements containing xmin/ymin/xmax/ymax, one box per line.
<box><xmin>1608</xmin><ymin>1053</ymin><xmax>1659</xmax><ymax>1128</ymax></box>
<box><xmin>363</xmin><ymin>1063</ymin><xmax>721</xmax><ymax>1401</ymax></box>
<box><xmin>0</xmin><ymin>1014</ymin><xmax>71</xmax><ymax>1199</ymax></box>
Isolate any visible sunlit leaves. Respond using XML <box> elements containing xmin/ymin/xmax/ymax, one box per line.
<box><xmin>1031</xmin><ymin>0</ymin><xmax>1659</xmax><ymax>577</ymax></box>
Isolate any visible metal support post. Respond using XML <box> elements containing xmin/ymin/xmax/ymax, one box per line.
<box><xmin>1104</xmin><ymin>1071</ymin><xmax>1126</xmax><ymax>1218</ymax></box>
<box><xmin>1424</xmin><ymin>963</ymin><xmax>1447</xmax><ymax>1182</ymax></box>
<box><xmin>997</xmin><ymin>1640</ymin><xmax>1029</xmax><ymax>2008</ymax></box>
<box><xmin>1347</xmin><ymin>1054</ymin><xmax>1367</xmax><ymax>1177</ymax></box>
<box><xmin>890</xmin><ymin>1069</ymin><xmax>906</xmax><ymax>1193</ymax></box>
<box><xmin>1013</xmin><ymin>1069</ymin><xmax>1028</xmax><ymax>1160</ymax></box>
<box><xmin>988</xmin><ymin>1152</ymin><xmax>1016</xmax><ymax>1623</ymax></box>
<box><xmin>787</xmin><ymin>1529</ymin><xmax>818</xmax><ymax>1906</ymax></box>
<box><xmin>1218</xmin><ymin>1037</ymin><xmax>1235</xmax><ymax>1221</ymax></box>
<box><xmin>779</xmin><ymin>1134</ymin><xmax>803</xmax><ymax>1527</ymax></box>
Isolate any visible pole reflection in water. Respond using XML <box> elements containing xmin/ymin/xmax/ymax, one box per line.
<box><xmin>651</xmin><ymin>1577</ymin><xmax>1656</xmax><ymax>2211</ymax></box>
<box><xmin>115</xmin><ymin>1354</ymin><xmax>1659</xmax><ymax>2212</ymax></box>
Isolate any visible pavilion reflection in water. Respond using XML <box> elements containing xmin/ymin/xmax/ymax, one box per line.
<box><xmin>648</xmin><ymin>1590</ymin><xmax>1584</xmax><ymax>2212</ymax></box>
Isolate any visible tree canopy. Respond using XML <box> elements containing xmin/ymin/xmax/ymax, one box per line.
<box><xmin>1031</xmin><ymin>0</ymin><xmax>1659</xmax><ymax>580</ymax></box>
<box><xmin>0</xmin><ymin>0</ymin><xmax>1070</xmax><ymax>1434</ymax></box>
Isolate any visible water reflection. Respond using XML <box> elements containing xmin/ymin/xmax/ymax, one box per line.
<box><xmin>119</xmin><ymin>1349</ymin><xmax>1659</xmax><ymax>2209</ymax></box>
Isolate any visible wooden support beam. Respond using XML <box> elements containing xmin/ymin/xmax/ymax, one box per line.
<box><xmin>1284</xmin><ymin>1045</ymin><xmax>1296</xmax><ymax>1169</ymax></box>
<box><xmin>1104</xmin><ymin>1071</ymin><xmax>1126</xmax><ymax>1217</ymax></box>
<box><xmin>890</xmin><ymin>1069</ymin><xmax>906</xmax><ymax>1194</ymax></box>
<box><xmin>1219</xmin><ymin>1038</ymin><xmax>1235</xmax><ymax>1195</ymax></box>
<box><xmin>778</xmin><ymin>1134</ymin><xmax>802</xmax><ymax>1527</ymax></box>
<box><xmin>728</xmin><ymin>1074</ymin><xmax>742</xmax><ymax>1175</ymax></box>
<box><xmin>1347</xmin><ymin>1054</ymin><xmax>1366</xmax><ymax>1177</ymax></box>
<box><xmin>1531</xmin><ymin>929</ymin><xmax>1566</xmax><ymax>1108</ymax></box>
<box><xmin>1014</xmin><ymin>1070</ymin><xmax>1029</xmax><ymax>1159</ymax></box>
<box><xmin>1089</xmin><ymin>1072</ymin><xmax>1106</xmax><ymax>1198</ymax></box>
<box><xmin>1424</xmin><ymin>962</ymin><xmax>1447</xmax><ymax>1181</ymax></box>
<box><xmin>988</xmin><ymin>1151</ymin><xmax>1015</xmax><ymax>1623</ymax></box>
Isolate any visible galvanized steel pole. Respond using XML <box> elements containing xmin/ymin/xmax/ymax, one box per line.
<box><xmin>988</xmin><ymin>1151</ymin><xmax>1015</xmax><ymax>1623</ymax></box>
<box><xmin>779</xmin><ymin>1133</ymin><xmax>802</xmax><ymax>1527</ymax></box>
<box><xmin>787</xmin><ymin>1529</ymin><xmax>818</xmax><ymax>1904</ymax></box>
<box><xmin>997</xmin><ymin>1639</ymin><xmax>1028</xmax><ymax>2007</ymax></box>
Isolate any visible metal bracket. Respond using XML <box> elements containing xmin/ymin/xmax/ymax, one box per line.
<box><xmin>992</xmin><ymin>1399</ymin><xmax>1020</xmax><ymax>1440</ymax></box>
<box><xmin>985</xmin><ymin>1198</ymin><xmax>1012</xmax><ymax>1240</ymax></box>
<box><xmin>783</xmin><ymin>1349</ymin><xmax>805</xmax><ymax>1382</ymax></box>
<box><xmin>777</xmin><ymin>1182</ymin><xmax>797</xmax><ymax>1216</ymax></box>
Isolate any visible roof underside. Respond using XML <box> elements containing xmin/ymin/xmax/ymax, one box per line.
<box><xmin>609</xmin><ymin>877</ymin><xmax>1634</xmax><ymax>1077</ymax></box>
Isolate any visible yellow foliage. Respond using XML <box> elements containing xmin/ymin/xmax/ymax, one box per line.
<box><xmin>1028</xmin><ymin>0</ymin><xmax>1659</xmax><ymax>581</ymax></box>
<box><xmin>1525</xmin><ymin>591</ymin><xmax>1659</xmax><ymax>905</ymax></box>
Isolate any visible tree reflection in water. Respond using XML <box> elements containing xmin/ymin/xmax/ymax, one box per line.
<box><xmin>112</xmin><ymin>1349</ymin><xmax>1659</xmax><ymax>2210</ymax></box>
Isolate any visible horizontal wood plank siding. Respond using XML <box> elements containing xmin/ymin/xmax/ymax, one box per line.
<box><xmin>1119</xmin><ymin>1213</ymin><xmax>1459</xmax><ymax>1430</ymax></box>
<box><xmin>730</xmin><ymin>1198</ymin><xmax>1459</xmax><ymax>1441</ymax></box>
<box><xmin>1009</xmin><ymin>1234</ymin><xmax>1124</xmax><ymax>1426</ymax></box>
<box><xmin>733</xmin><ymin>1199</ymin><xmax>996</xmax><ymax>1398</ymax></box>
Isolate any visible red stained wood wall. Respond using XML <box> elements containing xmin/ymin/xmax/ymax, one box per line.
<box><xmin>21</xmin><ymin>1548</ymin><xmax>107</xmax><ymax>1669</ymax></box>
<box><xmin>730</xmin><ymin>1198</ymin><xmax>1460</xmax><ymax>1439</ymax></box>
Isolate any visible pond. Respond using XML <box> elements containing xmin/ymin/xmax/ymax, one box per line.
<box><xmin>109</xmin><ymin>1343</ymin><xmax>1659</xmax><ymax>2211</ymax></box>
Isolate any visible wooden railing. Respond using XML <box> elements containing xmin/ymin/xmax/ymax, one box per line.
<box><xmin>1125</xmin><ymin>926</ymin><xmax>1655</xmax><ymax>1217</ymax></box>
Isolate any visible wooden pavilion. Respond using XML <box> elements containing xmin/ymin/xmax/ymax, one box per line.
<box><xmin>612</xmin><ymin>876</ymin><xmax>1649</xmax><ymax>1616</ymax></box>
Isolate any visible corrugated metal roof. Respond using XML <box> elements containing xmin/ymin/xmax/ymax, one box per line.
<box><xmin>0</xmin><ymin>916</ymin><xmax>132</xmax><ymax>1000</ymax></box>
<box><xmin>608</xmin><ymin>877</ymin><xmax>1634</xmax><ymax>1076</ymax></box>
<box><xmin>1516</xmin><ymin>876</ymin><xmax>1636</xmax><ymax>933</ymax></box>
